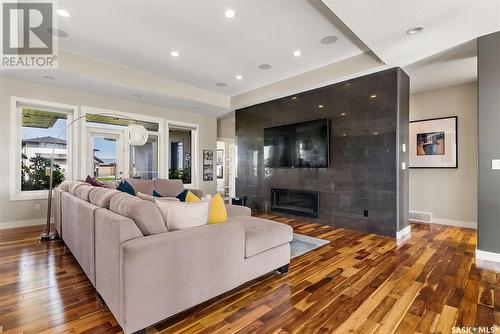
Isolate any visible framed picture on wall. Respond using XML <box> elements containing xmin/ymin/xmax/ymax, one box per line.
<box><xmin>409</xmin><ymin>116</ymin><xmax>458</xmax><ymax>168</ymax></box>
<box><xmin>203</xmin><ymin>150</ymin><xmax>214</xmax><ymax>181</ymax></box>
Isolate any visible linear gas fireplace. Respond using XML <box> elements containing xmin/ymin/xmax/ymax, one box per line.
<box><xmin>271</xmin><ymin>188</ymin><xmax>319</xmax><ymax>218</ymax></box>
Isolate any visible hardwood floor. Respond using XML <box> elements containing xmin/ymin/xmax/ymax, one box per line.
<box><xmin>0</xmin><ymin>216</ymin><xmax>499</xmax><ymax>333</ymax></box>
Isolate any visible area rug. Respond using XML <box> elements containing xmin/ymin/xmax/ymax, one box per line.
<box><xmin>290</xmin><ymin>233</ymin><xmax>330</xmax><ymax>259</ymax></box>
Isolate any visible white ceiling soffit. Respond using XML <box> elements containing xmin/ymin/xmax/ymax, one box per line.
<box><xmin>405</xmin><ymin>40</ymin><xmax>477</xmax><ymax>94</ymax></box>
<box><xmin>56</xmin><ymin>0</ymin><xmax>370</xmax><ymax>96</ymax></box>
<box><xmin>1</xmin><ymin>51</ymin><xmax>231</xmax><ymax>116</ymax></box>
<box><xmin>322</xmin><ymin>0</ymin><xmax>500</xmax><ymax>67</ymax></box>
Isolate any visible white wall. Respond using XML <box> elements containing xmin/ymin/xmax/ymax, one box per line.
<box><xmin>409</xmin><ymin>82</ymin><xmax>477</xmax><ymax>227</ymax></box>
<box><xmin>0</xmin><ymin>76</ymin><xmax>217</xmax><ymax>227</ymax></box>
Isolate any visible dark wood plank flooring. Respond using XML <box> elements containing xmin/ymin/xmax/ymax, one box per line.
<box><xmin>0</xmin><ymin>216</ymin><xmax>498</xmax><ymax>333</ymax></box>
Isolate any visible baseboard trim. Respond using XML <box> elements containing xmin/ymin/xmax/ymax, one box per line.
<box><xmin>0</xmin><ymin>218</ymin><xmax>48</xmax><ymax>229</ymax></box>
<box><xmin>476</xmin><ymin>249</ymin><xmax>500</xmax><ymax>263</ymax></box>
<box><xmin>396</xmin><ymin>225</ymin><xmax>411</xmax><ymax>240</ymax></box>
<box><xmin>409</xmin><ymin>211</ymin><xmax>476</xmax><ymax>229</ymax></box>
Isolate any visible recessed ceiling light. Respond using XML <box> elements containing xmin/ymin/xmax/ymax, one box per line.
<box><xmin>236</xmin><ymin>75</ymin><xmax>243</xmax><ymax>80</ymax></box>
<box><xmin>292</xmin><ymin>96</ymin><xmax>297</xmax><ymax>100</ymax></box>
<box><xmin>56</xmin><ymin>9</ymin><xmax>70</xmax><ymax>17</ymax></box>
<box><xmin>216</xmin><ymin>82</ymin><xmax>227</xmax><ymax>87</ymax></box>
<box><xmin>370</xmin><ymin>94</ymin><xmax>377</xmax><ymax>99</ymax></box>
<box><xmin>342</xmin><ymin>133</ymin><xmax>347</xmax><ymax>137</ymax></box>
<box><xmin>340</xmin><ymin>112</ymin><xmax>346</xmax><ymax>116</ymax></box>
<box><xmin>170</xmin><ymin>51</ymin><xmax>180</xmax><ymax>57</ymax></box>
<box><xmin>293</xmin><ymin>50</ymin><xmax>302</xmax><ymax>57</ymax></box>
<box><xmin>47</xmin><ymin>28</ymin><xmax>68</xmax><ymax>37</ymax></box>
<box><xmin>43</xmin><ymin>75</ymin><xmax>55</xmax><ymax>80</ymax></box>
<box><xmin>406</xmin><ymin>26</ymin><xmax>424</xmax><ymax>35</ymax></box>
<box><xmin>373</xmin><ymin>132</ymin><xmax>379</xmax><ymax>135</ymax></box>
<box><xmin>224</xmin><ymin>9</ymin><xmax>235</xmax><ymax>18</ymax></box>
<box><xmin>258</xmin><ymin>64</ymin><xmax>272</xmax><ymax>70</ymax></box>
<box><xmin>318</xmin><ymin>105</ymin><xmax>324</xmax><ymax>109</ymax></box>
<box><xmin>321</xmin><ymin>35</ymin><xmax>338</xmax><ymax>45</ymax></box>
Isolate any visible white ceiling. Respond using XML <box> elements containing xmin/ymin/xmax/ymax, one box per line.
<box><xmin>56</xmin><ymin>0</ymin><xmax>366</xmax><ymax>96</ymax></box>
<box><xmin>2</xmin><ymin>1</ymin><xmax>500</xmax><ymax>115</ymax></box>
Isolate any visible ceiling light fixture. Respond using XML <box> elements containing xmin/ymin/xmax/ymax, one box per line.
<box><xmin>224</xmin><ymin>9</ymin><xmax>236</xmax><ymax>18</ymax></box>
<box><xmin>293</xmin><ymin>50</ymin><xmax>302</xmax><ymax>57</ymax></box>
<box><xmin>406</xmin><ymin>26</ymin><xmax>424</xmax><ymax>35</ymax></box>
<box><xmin>373</xmin><ymin>132</ymin><xmax>379</xmax><ymax>135</ymax></box>
<box><xmin>370</xmin><ymin>94</ymin><xmax>377</xmax><ymax>99</ymax></box>
<box><xmin>258</xmin><ymin>64</ymin><xmax>272</xmax><ymax>70</ymax></box>
<box><xmin>236</xmin><ymin>75</ymin><xmax>243</xmax><ymax>80</ymax></box>
<box><xmin>318</xmin><ymin>105</ymin><xmax>324</xmax><ymax>109</ymax></box>
<box><xmin>56</xmin><ymin>9</ymin><xmax>70</xmax><ymax>17</ymax></box>
<box><xmin>43</xmin><ymin>75</ymin><xmax>55</xmax><ymax>80</ymax></box>
<box><xmin>132</xmin><ymin>94</ymin><xmax>141</xmax><ymax>98</ymax></box>
<box><xmin>340</xmin><ymin>112</ymin><xmax>346</xmax><ymax>116</ymax></box>
<box><xmin>170</xmin><ymin>51</ymin><xmax>180</xmax><ymax>57</ymax></box>
<box><xmin>216</xmin><ymin>82</ymin><xmax>227</xmax><ymax>87</ymax></box>
<box><xmin>292</xmin><ymin>96</ymin><xmax>297</xmax><ymax>100</ymax></box>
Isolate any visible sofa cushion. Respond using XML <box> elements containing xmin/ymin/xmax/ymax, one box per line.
<box><xmin>89</xmin><ymin>188</ymin><xmax>120</xmax><ymax>208</ymax></box>
<box><xmin>58</xmin><ymin>180</ymin><xmax>72</xmax><ymax>192</ymax></box>
<box><xmin>75</xmin><ymin>184</ymin><xmax>94</xmax><ymax>201</ymax></box>
<box><xmin>155</xmin><ymin>200</ymin><xmax>209</xmax><ymax>231</ymax></box>
<box><xmin>153</xmin><ymin>178</ymin><xmax>184</xmax><ymax>197</ymax></box>
<box><xmin>68</xmin><ymin>181</ymin><xmax>88</xmax><ymax>195</ymax></box>
<box><xmin>110</xmin><ymin>192</ymin><xmax>167</xmax><ymax>235</ymax></box>
<box><xmin>228</xmin><ymin>216</ymin><xmax>293</xmax><ymax>258</ymax></box>
<box><xmin>138</xmin><ymin>192</ymin><xmax>180</xmax><ymax>203</ymax></box>
<box><xmin>125</xmin><ymin>178</ymin><xmax>155</xmax><ymax>195</ymax></box>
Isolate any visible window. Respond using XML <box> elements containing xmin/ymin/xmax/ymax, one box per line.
<box><xmin>10</xmin><ymin>98</ymin><xmax>77</xmax><ymax>200</ymax></box>
<box><xmin>81</xmin><ymin>109</ymin><xmax>162</xmax><ymax>181</ymax></box>
<box><xmin>167</xmin><ymin>122</ymin><xmax>198</xmax><ymax>187</ymax></box>
<box><xmin>169</xmin><ymin>128</ymin><xmax>192</xmax><ymax>184</ymax></box>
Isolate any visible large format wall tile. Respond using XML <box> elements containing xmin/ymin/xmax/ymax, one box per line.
<box><xmin>236</xmin><ymin>68</ymin><xmax>409</xmax><ymax>237</ymax></box>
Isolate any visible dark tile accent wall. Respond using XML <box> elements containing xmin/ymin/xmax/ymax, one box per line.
<box><xmin>236</xmin><ymin>68</ymin><xmax>409</xmax><ymax>237</ymax></box>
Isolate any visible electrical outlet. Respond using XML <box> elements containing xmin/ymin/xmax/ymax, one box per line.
<box><xmin>34</xmin><ymin>203</ymin><xmax>41</xmax><ymax>211</ymax></box>
<box><xmin>363</xmin><ymin>209</ymin><xmax>368</xmax><ymax>217</ymax></box>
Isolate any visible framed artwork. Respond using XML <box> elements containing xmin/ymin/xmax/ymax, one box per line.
<box><xmin>216</xmin><ymin>149</ymin><xmax>224</xmax><ymax>164</ymax></box>
<box><xmin>203</xmin><ymin>150</ymin><xmax>214</xmax><ymax>181</ymax></box>
<box><xmin>409</xmin><ymin>116</ymin><xmax>457</xmax><ymax>168</ymax></box>
<box><xmin>217</xmin><ymin>165</ymin><xmax>223</xmax><ymax>179</ymax></box>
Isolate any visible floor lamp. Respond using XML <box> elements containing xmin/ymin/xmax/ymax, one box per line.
<box><xmin>40</xmin><ymin>112</ymin><xmax>149</xmax><ymax>241</ymax></box>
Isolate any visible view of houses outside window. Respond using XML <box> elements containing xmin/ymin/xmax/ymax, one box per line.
<box><xmin>21</xmin><ymin>109</ymin><xmax>67</xmax><ymax>191</ymax></box>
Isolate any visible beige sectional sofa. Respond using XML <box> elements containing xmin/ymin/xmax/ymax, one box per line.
<box><xmin>54</xmin><ymin>178</ymin><xmax>293</xmax><ymax>334</ymax></box>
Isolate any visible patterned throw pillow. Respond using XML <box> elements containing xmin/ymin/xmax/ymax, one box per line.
<box><xmin>176</xmin><ymin>189</ymin><xmax>200</xmax><ymax>202</ymax></box>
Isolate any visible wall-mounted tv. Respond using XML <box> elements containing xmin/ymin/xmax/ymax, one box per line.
<box><xmin>264</xmin><ymin>119</ymin><xmax>330</xmax><ymax>168</ymax></box>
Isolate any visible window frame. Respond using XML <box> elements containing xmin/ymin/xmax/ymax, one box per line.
<box><xmin>79</xmin><ymin>106</ymin><xmax>165</xmax><ymax>180</ymax></box>
<box><xmin>166</xmin><ymin>120</ymin><xmax>199</xmax><ymax>189</ymax></box>
<box><xmin>9</xmin><ymin>97</ymin><xmax>79</xmax><ymax>201</ymax></box>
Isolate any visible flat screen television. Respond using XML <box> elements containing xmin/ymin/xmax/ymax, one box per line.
<box><xmin>264</xmin><ymin>119</ymin><xmax>330</xmax><ymax>168</ymax></box>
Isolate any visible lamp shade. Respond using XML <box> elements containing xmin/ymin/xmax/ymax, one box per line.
<box><xmin>126</xmin><ymin>124</ymin><xmax>148</xmax><ymax>146</ymax></box>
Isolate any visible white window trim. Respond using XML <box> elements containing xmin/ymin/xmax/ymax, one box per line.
<box><xmin>9</xmin><ymin>97</ymin><xmax>79</xmax><ymax>201</ymax></box>
<box><xmin>79</xmin><ymin>106</ymin><xmax>165</xmax><ymax>180</ymax></box>
<box><xmin>166</xmin><ymin>120</ymin><xmax>199</xmax><ymax>189</ymax></box>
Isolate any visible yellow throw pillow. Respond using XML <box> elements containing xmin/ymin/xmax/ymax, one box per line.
<box><xmin>185</xmin><ymin>191</ymin><xmax>200</xmax><ymax>202</ymax></box>
<box><xmin>208</xmin><ymin>193</ymin><xmax>228</xmax><ymax>224</ymax></box>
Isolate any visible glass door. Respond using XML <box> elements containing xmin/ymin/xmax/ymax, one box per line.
<box><xmin>88</xmin><ymin>128</ymin><xmax>127</xmax><ymax>181</ymax></box>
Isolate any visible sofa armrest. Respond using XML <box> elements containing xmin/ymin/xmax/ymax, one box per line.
<box><xmin>119</xmin><ymin>222</ymin><xmax>245</xmax><ymax>333</ymax></box>
<box><xmin>225</xmin><ymin>203</ymin><xmax>252</xmax><ymax>217</ymax></box>
<box><xmin>94</xmin><ymin>208</ymin><xmax>143</xmax><ymax>326</ymax></box>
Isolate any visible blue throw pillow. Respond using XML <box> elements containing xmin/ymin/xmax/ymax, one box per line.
<box><xmin>153</xmin><ymin>190</ymin><xmax>163</xmax><ymax>197</ymax></box>
<box><xmin>176</xmin><ymin>189</ymin><xmax>188</xmax><ymax>202</ymax></box>
<box><xmin>117</xmin><ymin>180</ymin><xmax>136</xmax><ymax>196</ymax></box>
